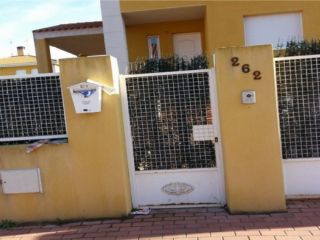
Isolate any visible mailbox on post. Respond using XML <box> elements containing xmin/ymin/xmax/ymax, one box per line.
<box><xmin>69</xmin><ymin>81</ymin><xmax>102</xmax><ymax>114</ymax></box>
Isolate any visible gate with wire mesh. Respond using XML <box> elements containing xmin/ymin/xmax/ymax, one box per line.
<box><xmin>121</xmin><ymin>69</ymin><xmax>224</xmax><ymax>207</ymax></box>
<box><xmin>275</xmin><ymin>54</ymin><xmax>320</xmax><ymax>196</ymax></box>
<box><xmin>275</xmin><ymin>55</ymin><xmax>320</xmax><ymax>159</ymax></box>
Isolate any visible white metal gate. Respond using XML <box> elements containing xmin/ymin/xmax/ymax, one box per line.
<box><xmin>121</xmin><ymin>69</ymin><xmax>225</xmax><ymax>207</ymax></box>
<box><xmin>275</xmin><ymin>55</ymin><xmax>320</xmax><ymax>196</ymax></box>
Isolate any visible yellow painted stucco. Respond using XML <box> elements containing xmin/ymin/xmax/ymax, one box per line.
<box><xmin>126</xmin><ymin>19</ymin><xmax>205</xmax><ymax>62</ymax></box>
<box><xmin>0</xmin><ymin>56</ymin><xmax>132</xmax><ymax>222</ymax></box>
<box><xmin>215</xmin><ymin>45</ymin><xmax>286</xmax><ymax>213</ymax></box>
<box><xmin>34</xmin><ymin>39</ymin><xmax>53</xmax><ymax>73</ymax></box>
<box><xmin>121</xmin><ymin>1</ymin><xmax>320</xmax><ymax>62</ymax></box>
<box><xmin>120</xmin><ymin>1</ymin><xmax>202</xmax><ymax>12</ymax></box>
<box><xmin>0</xmin><ymin>65</ymin><xmax>36</xmax><ymax>76</ymax></box>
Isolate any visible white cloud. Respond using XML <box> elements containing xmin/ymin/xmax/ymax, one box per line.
<box><xmin>25</xmin><ymin>3</ymin><xmax>61</xmax><ymax>23</ymax></box>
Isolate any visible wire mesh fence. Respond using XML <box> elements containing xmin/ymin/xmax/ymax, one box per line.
<box><xmin>0</xmin><ymin>74</ymin><xmax>67</xmax><ymax>145</ymax></box>
<box><xmin>275</xmin><ymin>55</ymin><xmax>320</xmax><ymax>159</ymax></box>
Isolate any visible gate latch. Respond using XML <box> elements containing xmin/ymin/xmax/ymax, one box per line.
<box><xmin>215</xmin><ymin>137</ymin><xmax>219</xmax><ymax>143</ymax></box>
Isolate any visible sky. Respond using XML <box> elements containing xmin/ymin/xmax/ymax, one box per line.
<box><xmin>0</xmin><ymin>0</ymin><xmax>102</xmax><ymax>59</ymax></box>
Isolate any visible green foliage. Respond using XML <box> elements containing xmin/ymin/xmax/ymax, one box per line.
<box><xmin>130</xmin><ymin>55</ymin><xmax>208</xmax><ymax>74</ymax></box>
<box><xmin>0</xmin><ymin>220</ymin><xmax>17</xmax><ymax>229</ymax></box>
<box><xmin>277</xmin><ymin>39</ymin><xmax>320</xmax><ymax>57</ymax></box>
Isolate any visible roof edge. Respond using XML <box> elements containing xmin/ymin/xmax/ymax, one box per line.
<box><xmin>33</xmin><ymin>21</ymin><xmax>103</xmax><ymax>33</ymax></box>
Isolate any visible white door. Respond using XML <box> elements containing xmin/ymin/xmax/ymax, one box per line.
<box><xmin>173</xmin><ymin>32</ymin><xmax>202</xmax><ymax>59</ymax></box>
<box><xmin>121</xmin><ymin>69</ymin><xmax>225</xmax><ymax>208</ymax></box>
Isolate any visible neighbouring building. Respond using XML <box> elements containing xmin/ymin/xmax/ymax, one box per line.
<box><xmin>0</xmin><ymin>46</ymin><xmax>58</xmax><ymax>76</ymax></box>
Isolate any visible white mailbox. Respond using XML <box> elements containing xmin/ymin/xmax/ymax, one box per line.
<box><xmin>69</xmin><ymin>81</ymin><xmax>102</xmax><ymax>113</ymax></box>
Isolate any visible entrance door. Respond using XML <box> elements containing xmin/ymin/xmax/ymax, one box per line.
<box><xmin>173</xmin><ymin>32</ymin><xmax>202</xmax><ymax>59</ymax></box>
<box><xmin>121</xmin><ymin>69</ymin><xmax>225</xmax><ymax>207</ymax></box>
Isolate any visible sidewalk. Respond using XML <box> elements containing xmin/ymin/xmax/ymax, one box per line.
<box><xmin>1</xmin><ymin>200</ymin><xmax>320</xmax><ymax>240</ymax></box>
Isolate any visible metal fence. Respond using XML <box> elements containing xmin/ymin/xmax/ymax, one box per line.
<box><xmin>0</xmin><ymin>73</ymin><xmax>67</xmax><ymax>144</ymax></box>
<box><xmin>275</xmin><ymin>54</ymin><xmax>320</xmax><ymax>159</ymax></box>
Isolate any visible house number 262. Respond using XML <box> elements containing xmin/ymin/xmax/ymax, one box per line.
<box><xmin>231</xmin><ymin>57</ymin><xmax>262</xmax><ymax>80</ymax></box>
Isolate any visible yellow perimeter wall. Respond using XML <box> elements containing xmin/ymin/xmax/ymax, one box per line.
<box><xmin>215</xmin><ymin>45</ymin><xmax>286</xmax><ymax>213</ymax></box>
<box><xmin>122</xmin><ymin>1</ymin><xmax>320</xmax><ymax>62</ymax></box>
<box><xmin>0</xmin><ymin>56</ymin><xmax>132</xmax><ymax>221</ymax></box>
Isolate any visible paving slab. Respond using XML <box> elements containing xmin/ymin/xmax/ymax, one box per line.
<box><xmin>1</xmin><ymin>200</ymin><xmax>320</xmax><ymax>240</ymax></box>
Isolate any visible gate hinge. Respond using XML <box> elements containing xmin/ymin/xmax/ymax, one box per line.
<box><xmin>215</xmin><ymin>137</ymin><xmax>219</xmax><ymax>143</ymax></box>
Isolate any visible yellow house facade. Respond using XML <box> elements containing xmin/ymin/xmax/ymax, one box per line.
<box><xmin>35</xmin><ymin>1</ymin><xmax>320</xmax><ymax>74</ymax></box>
<box><xmin>100</xmin><ymin>1</ymin><xmax>320</xmax><ymax>72</ymax></box>
<box><xmin>1</xmin><ymin>0</ymin><xmax>320</xmax><ymax>221</ymax></box>
<box><xmin>100</xmin><ymin>0</ymin><xmax>320</xmax><ymax>213</ymax></box>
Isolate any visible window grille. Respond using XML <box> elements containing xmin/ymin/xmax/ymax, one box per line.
<box><xmin>0</xmin><ymin>74</ymin><xmax>67</xmax><ymax>144</ymax></box>
<box><xmin>275</xmin><ymin>55</ymin><xmax>320</xmax><ymax>159</ymax></box>
<box><xmin>125</xmin><ymin>71</ymin><xmax>216</xmax><ymax>171</ymax></box>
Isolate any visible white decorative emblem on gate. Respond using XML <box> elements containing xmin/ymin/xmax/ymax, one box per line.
<box><xmin>161</xmin><ymin>182</ymin><xmax>194</xmax><ymax>195</ymax></box>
